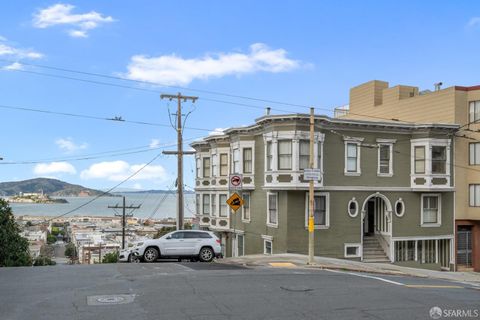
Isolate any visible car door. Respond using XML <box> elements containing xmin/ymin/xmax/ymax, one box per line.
<box><xmin>182</xmin><ymin>232</ymin><xmax>202</xmax><ymax>255</ymax></box>
<box><xmin>162</xmin><ymin>231</ymin><xmax>185</xmax><ymax>256</ymax></box>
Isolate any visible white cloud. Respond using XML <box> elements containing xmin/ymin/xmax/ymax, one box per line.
<box><xmin>468</xmin><ymin>17</ymin><xmax>480</xmax><ymax>28</ymax></box>
<box><xmin>123</xmin><ymin>43</ymin><xmax>302</xmax><ymax>86</ymax></box>
<box><xmin>68</xmin><ymin>29</ymin><xmax>87</xmax><ymax>38</ymax></box>
<box><xmin>3</xmin><ymin>62</ymin><xmax>24</xmax><ymax>71</ymax></box>
<box><xmin>0</xmin><ymin>37</ymin><xmax>43</xmax><ymax>60</ymax></box>
<box><xmin>132</xmin><ymin>183</ymin><xmax>143</xmax><ymax>190</ymax></box>
<box><xmin>55</xmin><ymin>137</ymin><xmax>88</xmax><ymax>153</ymax></box>
<box><xmin>32</xmin><ymin>3</ymin><xmax>114</xmax><ymax>38</ymax></box>
<box><xmin>149</xmin><ymin>139</ymin><xmax>160</xmax><ymax>148</ymax></box>
<box><xmin>34</xmin><ymin>162</ymin><xmax>77</xmax><ymax>175</ymax></box>
<box><xmin>208</xmin><ymin>128</ymin><xmax>227</xmax><ymax>136</ymax></box>
<box><xmin>80</xmin><ymin>160</ymin><xmax>168</xmax><ymax>182</ymax></box>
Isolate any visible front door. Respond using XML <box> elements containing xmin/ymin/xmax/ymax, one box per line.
<box><xmin>364</xmin><ymin>200</ymin><xmax>375</xmax><ymax>235</ymax></box>
<box><xmin>457</xmin><ymin>226</ymin><xmax>472</xmax><ymax>268</ymax></box>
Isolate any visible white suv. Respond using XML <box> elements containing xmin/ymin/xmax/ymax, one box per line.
<box><xmin>133</xmin><ymin>230</ymin><xmax>222</xmax><ymax>263</ymax></box>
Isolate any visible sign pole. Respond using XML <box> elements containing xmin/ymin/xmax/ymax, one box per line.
<box><xmin>308</xmin><ymin>107</ymin><xmax>315</xmax><ymax>265</ymax></box>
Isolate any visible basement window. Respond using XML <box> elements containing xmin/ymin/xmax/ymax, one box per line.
<box><xmin>264</xmin><ymin>240</ymin><xmax>272</xmax><ymax>255</ymax></box>
<box><xmin>344</xmin><ymin>243</ymin><xmax>361</xmax><ymax>258</ymax></box>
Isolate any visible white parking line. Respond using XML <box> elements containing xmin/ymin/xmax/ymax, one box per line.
<box><xmin>325</xmin><ymin>269</ymin><xmax>405</xmax><ymax>286</ymax></box>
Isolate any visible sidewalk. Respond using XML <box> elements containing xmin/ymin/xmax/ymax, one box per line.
<box><xmin>222</xmin><ymin>253</ymin><xmax>480</xmax><ymax>285</ymax></box>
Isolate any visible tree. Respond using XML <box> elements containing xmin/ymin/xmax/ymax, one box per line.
<box><xmin>47</xmin><ymin>234</ymin><xmax>56</xmax><ymax>244</ymax></box>
<box><xmin>102</xmin><ymin>252</ymin><xmax>118</xmax><ymax>263</ymax></box>
<box><xmin>64</xmin><ymin>243</ymin><xmax>76</xmax><ymax>260</ymax></box>
<box><xmin>0</xmin><ymin>199</ymin><xmax>32</xmax><ymax>267</ymax></box>
<box><xmin>153</xmin><ymin>226</ymin><xmax>176</xmax><ymax>239</ymax></box>
<box><xmin>33</xmin><ymin>255</ymin><xmax>56</xmax><ymax>266</ymax></box>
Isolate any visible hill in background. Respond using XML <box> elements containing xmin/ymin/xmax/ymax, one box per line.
<box><xmin>0</xmin><ymin>178</ymin><xmax>110</xmax><ymax>197</ymax></box>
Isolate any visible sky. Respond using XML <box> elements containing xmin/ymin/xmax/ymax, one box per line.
<box><xmin>0</xmin><ymin>1</ymin><xmax>479</xmax><ymax>191</ymax></box>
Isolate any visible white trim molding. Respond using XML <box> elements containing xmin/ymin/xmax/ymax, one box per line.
<box><xmin>410</xmin><ymin>138</ymin><xmax>451</xmax><ymax>189</ymax></box>
<box><xmin>344</xmin><ymin>243</ymin><xmax>362</xmax><ymax>258</ymax></box>
<box><xmin>348</xmin><ymin>197</ymin><xmax>359</xmax><ymax>218</ymax></box>
<box><xmin>266</xmin><ymin>192</ymin><xmax>279</xmax><ymax>228</ymax></box>
<box><xmin>376</xmin><ymin>139</ymin><xmax>395</xmax><ymax>177</ymax></box>
<box><xmin>344</xmin><ymin>137</ymin><xmax>364</xmax><ymax>176</ymax></box>
<box><xmin>304</xmin><ymin>192</ymin><xmax>330</xmax><ymax>229</ymax></box>
<box><xmin>420</xmin><ymin>193</ymin><xmax>442</xmax><ymax>227</ymax></box>
<box><xmin>394</xmin><ymin>198</ymin><xmax>405</xmax><ymax>217</ymax></box>
<box><xmin>263</xmin><ymin>130</ymin><xmax>325</xmax><ymax>188</ymax></box>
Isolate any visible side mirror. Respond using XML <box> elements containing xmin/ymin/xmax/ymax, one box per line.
<box><xmin>166</xmin><ymin>236</ymin><xmax>172</xmax><ymax>240</ymax></box>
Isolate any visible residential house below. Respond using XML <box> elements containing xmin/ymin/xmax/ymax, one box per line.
<box><xmin>191</xmin><ymin>113</ymin><xmax>458</xmax><ymax>271</ymax></box>
<box><xmin>341</xmin><ymin>80</ymin><xmax>480</xmax><ymax>272</ymax></box>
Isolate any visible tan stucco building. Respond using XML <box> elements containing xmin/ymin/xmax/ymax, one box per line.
<box><xmin>343</xmin><ymin>80</ymin><xmax>480</xmax><ymax>271</ymax></box>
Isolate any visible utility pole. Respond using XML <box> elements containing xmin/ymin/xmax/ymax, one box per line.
<box><xmin>308</xmin><ymin>107</ymin><xmax>315</xmax><ymax>265</ymax></box>
<box><xmin>108</xmin><ymin>196</ymin><xmax>140</xmax><ymax>249</ymax></box>
<box><xmin>160</xmin><ymin>92</ymin><xmax>198</xmax><ymax>230</ymax></box>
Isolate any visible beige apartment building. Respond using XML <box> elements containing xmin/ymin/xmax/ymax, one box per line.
<box><xmin>342</xmin><ymin>80</ymin><xmax>480</xmax><ymax>271</ymax></box>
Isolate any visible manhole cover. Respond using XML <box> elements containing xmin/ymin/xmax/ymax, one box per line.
<box><xmin>87</xmin><ymin>294</ymin><xmax>136</xmax><ymax>306</ymax></box>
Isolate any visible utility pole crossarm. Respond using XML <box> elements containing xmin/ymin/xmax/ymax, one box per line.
<box><xmin>160</xmin><ymin>93</ymin><xmax>198</xmax><ymax>103</ymax></box>
<box><xmin>160</xmin><ymin>92</ymin><xmax>199</xmax><ymax>230</ymax></box>
<box><xmin>108</xmin><ymin>196</ymin><xmax>141</xmax><ymax>249</ymax></box>
<box><xmin>162</xmin><ymin>151</ymin><xmax>196</xmax><ymax>155</ymax></box>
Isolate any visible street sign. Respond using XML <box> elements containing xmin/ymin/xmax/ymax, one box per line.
<box><xmin>226</xmin><ymin>192</ymin><xmax>244</xmax><ymax>212</ymax></box>
<box><xmin>229</xmin><ymin>174</ymin><xmax>243</xmax><ymax>189</ymax></box>
<box><xmin>303</xmin><ymin>168</ymin><xmax>322</xmax><ymax>181</ymax></box>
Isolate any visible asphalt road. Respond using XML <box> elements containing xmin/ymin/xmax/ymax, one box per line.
<box><xmin>0</xmin><ymin>262</ymin><xmax>479</xmax><ymax>320</ymax></box>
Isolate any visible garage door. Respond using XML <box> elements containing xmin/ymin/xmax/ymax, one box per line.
<box><xmin>457</xmin><ymin>227</ymin><xmax>472</xmax><ymax>267</ymax></box>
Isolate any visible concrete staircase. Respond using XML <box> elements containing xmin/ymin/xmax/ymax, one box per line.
<box><xmin>362</xmin><ymin>236</ymin><xmax>390</xmax><ymax>263</ymax></box>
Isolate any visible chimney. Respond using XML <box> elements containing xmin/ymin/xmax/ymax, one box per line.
<box><xmin>265</xmin><ymin>107</ymin><xmax>271</xmax><ymax>116</ymax></box>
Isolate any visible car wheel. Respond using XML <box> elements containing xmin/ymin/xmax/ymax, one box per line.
<box><xmin>199</xmin><ymin>247</ymin><xmax>214</xmax><ymax>262</ymax></box>
<box><xmin>143</xmin><ymin>247</ymin><xmax>159</xmax><ymax>263</ymax></box>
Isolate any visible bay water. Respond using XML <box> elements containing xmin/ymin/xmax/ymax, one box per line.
<box><xmin>8</xmin><ymin>193</ymin><xmax>195</xmax><ymax>219</ymax></box>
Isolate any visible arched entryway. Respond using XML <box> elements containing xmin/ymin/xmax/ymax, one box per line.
<box><xmin>361</xmin><ymin>193</ymin><xmax>393</xmax><ymax>262</ymax></box>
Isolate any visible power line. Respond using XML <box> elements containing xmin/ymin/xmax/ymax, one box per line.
<box><xmin>0</xmin><ymin>136</ymin><xmax>203</xmax><ymax>165</ymax></box>
<box><xmin>3</xmin><ymin>62</ymin><xmax>419</xmax><ymax>123</ymax></box>
<box><xmin>32</xmin><ymin>152</ymin><xmax>164</xmax><ymax>225</ymax></box>
<box><xmin>0</xmin><ymin>103</ymin><xmax>214</xmax><ymax>132</ymax></box>
<box><xmin>0</xmin><ymin>58</ymin><xmax>312</xmax><ymax>109</ymax></box>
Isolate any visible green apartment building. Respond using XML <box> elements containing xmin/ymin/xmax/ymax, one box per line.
<box><xmin>192</xmin><ymin>113</ymin><xmax>458</xmax><ymax>270</ymax></box>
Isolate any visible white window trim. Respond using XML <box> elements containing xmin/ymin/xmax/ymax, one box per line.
<box><xmin>219</xmin><ymin>193</ymin><xmax>228</xmax><ymax>217</ymax></box>
<box><xmin>210</xmin><ymin>150</ymin><xmax>218</xmax><ymax>177</ymax></box>
<box><xmin>394</xmin><ymin>198</ymin><xmax>405</xmax><ymax>217</ymax></box>
<box><xmin>410</xmin><ymin>138</ymin><xmax>451</xmax><ymax>176</ymax></box>
<box><xmin>202</xmin><ymin>194</ymin><xmax>210</xmax><ymax>215</ymax></box>
<box><xmin>218</xmin><ymin>150</ymin><xmax>229</xmax><ymax>177</ymax></box>
<box><xmin>348</xmin><ymin>197</ymin><xmax>359</xmax><ymax>218</ymax></box>
<box><xmin>469</xmin><ymin>143</ymin><xmax>480</xmax><ymax>166</ymax></box>
<box><xmin>344</xmin><ymin>137</ymin><xmax>364</xmax><ymax>176</ymax></box>
<box><xmin>210</xmin><ymin>194</ymin><xmax>217</xmax><ymax>217</ymax></box>
<box><xmin>420</xmin><ymin>193</ymin><xmax>442</xmax><ymax>227</ymax></box>
<box><xmin>264</xmin><ymin>131</ymin><xmax>325</xmax><ymax>173</ymax></box>
<box><xmin>231</xmin><ymin>141</ymin><xmax>255</xmax><ymax>175</ymax></box>
<box><xmin>304</xmin><ymin>192</ymin><xmax>330</xmax><ymax>229</ymax></box>
<box><xmin>469</xmin><ymin>184</ymin><xmax>480</xmax><ymax>207</ymax></box>
<box><xmin>376</xmin><ymin>139</ymin><xmax>395</xmax><ymax>177</ymax></box>
<box><xmin>263</xmin><ymin>239</ymin><xmax>273</xmax><ymax>255</ymax></box>
<box><xmin>344</xmin><ymin>243</ymin><xmax>362</xmax><ymax>258</ymax></box>
<box><xmin>241</xmin><ymin>192</ymin><xmax>251</xmax><ymax>223</ymax></box>
<box><xmin>267</xmin><ymin>192</ymin><xmax>279</xmax><ymax>228</ymax></box>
